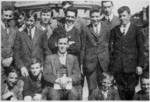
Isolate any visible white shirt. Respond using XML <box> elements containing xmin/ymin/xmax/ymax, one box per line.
<box><xmin>58</xmin><ymin>52</ymin><xmax>67</xmax><ymax>65</ymax></box>
<box><xmin>120</xmin><ymin>22</ymin><xmax>131</xmax><ymax>35</ymax></box>
<box><xmin>93</xmin><ymin>22</ymin><xmax>101</xmax><ymax>34</ymax></box>
<box><xmin>27</xmin><ymin>27</ymin><xmax>35</xmax><ymax>39</ymax></box>
<box><xmin>105</xmin><ymin>13</ymin><xmax>114</xmax><ymax>22</ymax></box>
<box><xmin>65</xmin><ymin>23</ymin><xmax>74</xmax><ymax>32</ymax></box>
<box><xmin>101</xmin><ymin>90</ymin><xmax>109</xmax><ymax>99</ymax></box>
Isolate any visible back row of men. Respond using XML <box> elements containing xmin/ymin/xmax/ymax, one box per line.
<box><xmin>1</xmin><ymin>1</ymin><xmax>149</xmax><ymax>100</ymax></box>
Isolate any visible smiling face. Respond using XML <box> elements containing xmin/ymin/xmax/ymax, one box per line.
<box><xmin>41</xmin><ymin>12</ymin><xmax>51</xmax><ymax>24</ymax></box>
<box><xmin>101</xmin><ymin>78</ymin><xmax>112</xmax><ymax>91</ymax></box>
<box><xmin>119</xmin><ymin>10</ymin><xmax>130</xmax><ymax>25</ymax></box>
<box><xmin>26</xmin><ymin>16</ymin><xmax>35</xmax><ymax>29</ymax></box>
<box><xmin>57</xmin><ymin>37</ymin><xmax>69</xmax><ymax>54</ymax></box>
<box><xmin>7</xmin><ymin>72</ymin><xmax>18</xmax><ymax>88</ymax></box>
<box><xmin>90</xmin><ymin>12</ymin><xmax>101</xmax><ymax>26</ymax></box>
<box><xmin>141</xmin><ymin>78</ymin><xmax>150</xmax><ymax>93</ymax></box>
<box><xmin>30</xmin><ymin>63</ymin><xmax>42</xmax><ymax>77</ymax></box>
<box><xmin>102</xmin><ymin>1</ymin><xmax>113</xmax><ymax>16</ymax></box>
<box><xmin>2</xmin><ymin>10</ymin><xmax>13</xmax><ymax>25</ymax></box>
<box><xmin>65</xmin><ymin>11</ymin><xmax>76</xmax><ymax>26</ymax></box>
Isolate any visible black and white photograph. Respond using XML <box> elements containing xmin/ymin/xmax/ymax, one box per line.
<box><xmin>1</xmin><ymin>0</ymin><xmax>149</xmax><ymax>100</ymax></box>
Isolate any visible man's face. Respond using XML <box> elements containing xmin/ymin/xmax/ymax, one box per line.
<box><xmin>119</xmin><ymin>11</ymin><xmax>130</xmax><ymax>25</ymax></box>
<box><xmin>141</xmin><ymin>78</ymin><xmax>150</xmax><ymax>93</ymax></box>
<box><xmin>18</xmin><ymin>15</ymin><xmax>25</xmax><ymax>26</ymax></box>
<box><xmin>7</xmin><ymin>72</ymin><xmax>18</xmax><ymax>87</ymax></box>
<box><xmin>41</xmin><ymin>12</ymin><xmax>51</xmax><ymax>24</ymax></box>
<box><xmin>65</xmin><ymin>11</ymin><xmax>76</xmax><ymax>26</ymax></box>
<box><xmin>101</xmin><ymin>78</ymin><xmax>112</xmax><ymax>91</ymax></box>
<box><xmin>30</xmin><ymin>63</ymin><xmax>42</xmax><ymax>77</ymax></box>
<box><xmin>90</xmin><ymin>12</ymin><xmax>101</xmax><ymax>26</ymax></box>
<box><xmin>57</xmin><ymin>38</ymin><xmax>69</xmax><ymax>54</ymax></box>
<box><xmin>102</xmin><ymin>2</ymin><xmax>113</xmax><ymax>16</ymax></box>
<box><xmin>2</xmin><ymin>10</ymin><xmax>13</xmax><ymax>24</ymax></box>
<box><xmin>26</xmin><ymin>16</ymin><xmax>35</xmax><ymax>29</ymax></box>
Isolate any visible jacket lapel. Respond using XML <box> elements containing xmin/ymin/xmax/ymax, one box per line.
<box><xmin>98</xmin><ymin>22</ymin><xmax>105</xmax><ymax>38</ymax></box>
<box><xmin>24</xmin><ymin>29</ymin><xmax>32</xmax><ymax>51</ymax></box>
<box><xmin>88</xmin><ymin>23</ymin><xmax>98</xmax><ymax>38</ymax></box>
<box><xmin>66</xmin><ymin>54</ymin><xmax>72</xmax><ymax>77</ymax></box>
<box><xmin>32</xmin><ymin>27</ymin><xmax>40</xmax><ymax>50</ymax></box>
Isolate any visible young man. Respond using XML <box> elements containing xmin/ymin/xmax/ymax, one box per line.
<box><xmin>43</xmin><ymin>33</ymin><xmax>81</xmax><ymax>100</ymax></box>
<box><xmin>23</xmin><ymin>58</ymin><xmax>46</xmax><ymax>100</ymax></box>
<box><xmin>101</xmin><ymin>0</ymin><xmax>120</xmax><ymax>30</ymax></box>
<box><xmin>109</xmin><ymin>6</ymin><xmax>144</xmax><ymax>100</ymax></box>
<box><xmin>80</xmin><ymin>8</ymin><xmax>110</xmax><ymax>96</ymax></box>
<box><xmin>49</xmin><ymin>7</ymin><xmax>81</xmax><ymax>58</ymax></box>
<box><xmin>1</xmin><ymin>6</ymin><xmax>17</xmax><ymax>81</ymax></box>
<box><xmin>89</xmin><ymin>72</ymin><xmax>120</xmax><ymax>100</ymax></box>
<box><xmin>14</xmin><ymin>12</ymin><xmax>51</xmax><ymax>78</ymax></box>
<box><xmin>133</xmin><ymin>72</ymin><xmax>149</xmax><ymax>100</ymax></box>
<box><xmin>36</xmin><ymin>7</ymin><xmax>53</xmax><ymax>39</ymax></box>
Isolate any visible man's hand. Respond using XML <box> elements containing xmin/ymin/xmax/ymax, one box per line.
<box><xmin>21</xmin><ymin>67</ymin><xmax>29</xmax><ymax>77</ymax></box>
<box><xmin>2</xmin><ymin>57</ymin><xmax>13</xmax><ymax>67</ymax></box>
<box><xmin>33</xmin><ymin>94</ymin><xmax>42</xmax><ymax>101</ymax></box>
<box><xmin>136</xmin><ymin>66</ymin><xmax>143</xmax><ymax>75</ymax></box>
<box><xmin>69</xmin><ymin>41</ymin><xmax>75</xmax><ymax>45</ymax></box>
<box><xmin>2</xmin><ymin>91</ymin><xmax>14</xmax><ymax>100</ymax></box>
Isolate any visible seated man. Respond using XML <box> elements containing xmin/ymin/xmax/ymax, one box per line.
<box><xmin>1</xmin><ymin>68</ymin><xmax>24</xmax><ymax>100</ymax></box>
<box><xmin>43</xmin><ymin>32</ymin><xmax>81</xmax><ymax>100</ymax></box>
<box><xmin>23</xmin><ymin>58</ymin><xmax>46</xmax><ymax>100</ymax></box>
<box><xmin>89</xmin><ymin>72</ymin><xmax>120</xmax><ymax>100</ymax></box>
<box><xmin>133</xmin><ymin>72</ymin><xmax>149</xmax><ymax>100</ymax></box>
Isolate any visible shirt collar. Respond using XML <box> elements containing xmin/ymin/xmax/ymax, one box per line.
<box><xmin>121</xmin><ymin>22</ymin><xmax>131</xmax><ymax>28</ymax></box>
<box><xmin>27</xmin><ymin>26</ymin><xmax>35</xmax><ymax>32</ymax></box>
<box><xmin>92</xmin><ymin>22</ymin><xmax>101</xmax><ymax>27</ymax></box>
<box><xmin>105</xmin><ymin>13</ymin><xmax>114</xmax><ymax>21</ymax></box>
<box><xmin>58</xmin><ymin>51</ymin><xmax>67</xmax><ymax>57</ymax></box>
<box><xmin>65</xmin><ymin>23</ymin><xmax>74</xmax><ymax>29</ymax></box>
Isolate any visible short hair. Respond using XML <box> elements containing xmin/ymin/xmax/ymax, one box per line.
<box><xmin>30</xmin><ymin>57</ymin><xmax>42</xmax><ymax>68</ymax></box>
<box><xmin>101</xmin><ymin>72</ymin><xmax>114</xmax><ymax>83</ymax></box>
<box><xmin>65</xmin><ymin>6</ymin><xmax>78</xmax><ymax>17</ymax></box>
<box><xmin>40</xmin><ymin>6</ymin><xmax>52</xmax><ymax>15</ymax></box>
<box><xmin>5</xmin><ymin>68</ymin><xmax>18</xmax><ymax>77</ymax></box>
<box><xmin>141</xmin><ymin>72</ymin><xmax>149</xmax><ymax>80</ymax></box>
<box><xmin>56</xmin><ymin>28</ymin><xmax>69</xmax><ymax>42</ymax></box>
<box><xmin>101</xmin><ymin>0</ymin><xmax>114</xmax><ymax>6</ymax></box>
<box><xmin>90</xmin><ymin>8</ymin><xmax>101</xmax><ymax>16</ymax></box>
<box><xmin>118</xmin><ymin>6</ymin><xmax>131</xmax><ymax>14</ymax></box>
<box><xmin>2</xmin><ymin>6</ymin><xmax>14</xmax><ymax>15</ymax></box>
<box><xmin>26</xmin><ymin>11</ymin><xmax>37</xmax><ymax>21</ymax></box>
<box><xmin>62</xmin><ymin>1</ymin><xmax>73</xmax><ymax>6</ymax></box>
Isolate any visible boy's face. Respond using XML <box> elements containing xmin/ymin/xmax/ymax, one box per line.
<box><xmin>7</xmin><ymin>72</ymin><xmax>18</xmax><ymax>87</ymax></box>
<box><xmin>119</xmin><ymin>11</ymin><xmax>130</xmax><ymax>25</ymax></box>
<box><xmin>41</xmin><ymin>12</ymin><xmax>51</xmax><ymax>24</ymax></box>
<box><xmin>57</xmin><ymin>38</ymin><xmax>69</xmax><ymax>54</ymax></box>
<box><xmin>2</xmin><ymin>10</ymin><xmax>13</xmax><ymax>21</ymax></box>
<box><xmin>101</xmin><ymin>78</ymin><xmax>112</xmax><ymax>91</ymax></box>
<box><xmin>26</xmin><ymin>16</ymin><xmax>35</xmax><ymax>29</ymax></box>
<box><xmin>90</xmin><ymin>12</ymin><xmax>101</xmax><ymax>26</ymax></box>
<box><xmin>65</xmin><ymin>11</ymin><xmax>76</xmax><ymax>26</ymax></box>
<box><xmin>30</xmin><ymin>63</ymin><xmax>42</xmax><ymax>77</ymax></box>
<box><xmin>141</xmin><ymin>78</ymin><xmax>149</xmax><ymax>93</ymax></box>
<box><xmin>102</xmin><ymin>1</ymin><xmax>113</xmax><ymax>16</ymax></box>
<box><xmin>18</xmin><ymin>15</ymin><xmax>25</xmax><ymax>26</ymax></box>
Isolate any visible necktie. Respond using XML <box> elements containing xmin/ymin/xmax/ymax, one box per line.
<box><xmin>28</xmin><ymin>29</ymin><xmax>32</xmax><ymax>40</ymax></box>
<box><xmin>122</xmin><ymin>25</ymin><xmax>126</xmax><ymax>35</ymax></box>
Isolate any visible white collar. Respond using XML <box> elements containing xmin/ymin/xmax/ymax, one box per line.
<box><xmin>92</xmin><ymin>22</ymin><xmax>101</xmax><ymax>27</ymax></box>
<box><xmin>28</xmin><ymin>26</ymin><xmax>35</xmax><ymax>32</ymax></box>
<box><xmin>105</xmin><ymin>13</ymin><xmax>114</xmax><ymax>21</ymax></box>
<box><xmin>65</xmin><ymin>23</ymin><xmax>74</xmax><ymax>32</ymax></box>
<box><xmin>58</xmin><ymin>51</ymin><xmax>67</xmax><ymax>57</ymax></box>
<box><xmin>1</xmin><ymin>20</ymin><xmax>6</xmax><ymax>29</ymax></box>
<box><xmin>121</xmin><ymin>22</ymin><xmax>131</xmax><ymax>28</ymax></box>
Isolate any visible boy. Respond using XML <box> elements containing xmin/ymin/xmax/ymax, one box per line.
<box><xmin>23</xmin><ymin>58</ymin><xmax>46</xmax><ymax>100</ymax></box>
<box><xmin>89</xmin><ymin>72</ymin><xmax>120</xmax><ymax>100</ymax></box>
<box><xmin>43</xmin><ymin>32</ymin><xmax>81</xmax><ymax>100</ymax></box>
<box><xmin>133</xmin><ymin>72</ymin><xmax>149</xmax><ymax>100</ymax></box>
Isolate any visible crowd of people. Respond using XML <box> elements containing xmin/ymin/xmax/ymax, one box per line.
<box><xmin>1</xmin><ymin>0</ymin><xmax>149</xmax><ymax>100</ymax></box>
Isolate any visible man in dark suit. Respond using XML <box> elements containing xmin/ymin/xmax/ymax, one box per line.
<box><xmin>43</xmin><ymin>34</ymin><xmax>81</xmax><ymax>100</ymax></box>
<box><xmin>14</xmin><ymin>12</ymin><xmax>51</xmax><ymax>78</ymax></box>
<box><xmin>109</xmin><ymin>6</ymin><xmax>144</xmax><ymax>100</ymax></box>
<box><xmin>101</xmin><ymin>0</ymin><xmax>120</xmax><ymax>30</ymax></box>
<box><xmin>80</xmin><ymin>8</ymin><xmax>110</xmax><ymax>96</ymax></box>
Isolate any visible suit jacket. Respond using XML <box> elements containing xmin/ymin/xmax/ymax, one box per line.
<box><xmin>80</xmin><ymin>22</ymin><xmax>110</xmax><ymax>75</ymax></box>
<box><xmin>133</xmin><ymin>90</ymin><xmax>149</xmax><ymax>100</ymax></box>
<box><xmin>43</xmin><ymin>54</ymin><xmax>81</xmax><ymax>86</ymax></box>
<box><xmin>109</xmin><ymin>23</ymin><xmax>144</xmax><ymax>73</ymax></box>
<box><xmin>14</xmin><ymin>27</ymin><xmax>51</xmax><ymax>70</ymax></box>
<box><xmin>1</xmin><ymin>80</ymin><xmax>24</xmax><ymax>100</ymax></box>
<box><xmin>89</xmin><ymin>87</ymin><xmax>120</xmax><ymax>100</ymax></box>
<box><xmin>23</xmin><ymin>74</ymin><xmax>46</xmax><ymax>98</ymax></box>
<box><xmin>1</xmin><ymin>26</ymin><xmax>17</xmax><ymax>60</ymax></box>
<box><xmin>101</xmin><ymin>15</ymin><xmax>120</xmax><ymax>30</ymax></box>
<box><xmin>48</xmin><ymin>25</ymin><xmax>81</xmax><ymax>58</ymax></box>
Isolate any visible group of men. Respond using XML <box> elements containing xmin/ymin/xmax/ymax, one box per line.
<box><xmin>1</xmin><ymin>0</ymin><xmax>149</xmax><ymax>100</ymax></box>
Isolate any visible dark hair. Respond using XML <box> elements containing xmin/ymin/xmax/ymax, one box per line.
<box><xmin>26</xmin><ymin>10</ymin><xmax>37</xmax><ymax>21</ymax></box>
<box><xmin>101</xmin><ymin>0</ymin><xmax>113</xmax><ymax>6</ymax></box>
<box><xmin>40</xmin><ymin>6</ymin><xmax>52</xmax><ymax>16</ymax></box>
<box><xmin>19</xmin><ymin>11</ymin><xmax>26</xmax><ymax>17</ymax></box>
<box><xmin>30</xmin><ymin>57</ymin><xmax>42</xmax><ymax>67</ymax></box>
<box><xmin>90</xmin><ymin>8</ymin><xmax>101</xmax><ymax>16</ymax></box>
<box><xmin>62</xmin><ymin>1</ymin><xmax>73</xmax><ymax>6</ymax></box>
<box><xmin>100</xmin><ymin>72</ymin><xmax>114</xmax><ymax>83</ymax></box>
<box><xmin>2</xmin><ymin>6</ymin><xmax>14</xmax><ymax>15</ymax></box>
<box><xmin>141</xmin><ymin>72</ymin><xmax>149</xmax><ymax>79</ymax></box>
<box><xmin>65</xmin><ymin>6</ymin><xmax>77</xmax><ymax>17</ymax></box>
<box><xmin>118</xmin><ymin>6</ymin><xmax>131</xmax><ymax>14</ymax></box>
<box><xmin>6</xmin><ymin>68</ymin><xmax>18</xmax><ymax>77</ymax></box>
<box><xmin>57</xmin><ymin>30</ymin><xmax>69</xmax><ymax>42</ymax></box>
